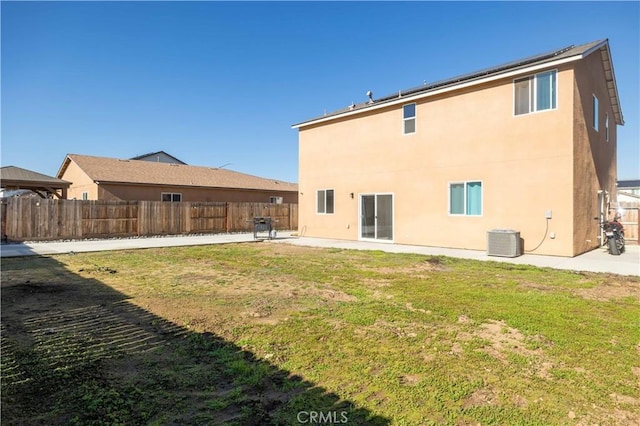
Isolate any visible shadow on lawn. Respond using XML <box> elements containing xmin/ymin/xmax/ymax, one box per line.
<box><xmin>1</xmin><ymin>255</ymin><xmax>389</xmax><ymax>425</ymax></box>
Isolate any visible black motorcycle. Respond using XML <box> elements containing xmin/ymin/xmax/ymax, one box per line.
<box><xmin>597</xmin><ymin>218</ymin><xmax>625</xmax><ymax>255</ymax></box>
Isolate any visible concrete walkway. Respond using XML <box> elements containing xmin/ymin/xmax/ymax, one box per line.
<box><xmin>1</xmin><ymin>232</ymin><xmax>638</xmax><ymax>276</ymax></box>
<box><xmin>275</xmin><ymin>237</ymin><xmax>640</xmax><ymax>277</ymax></box>
<box><xmin>0</xmin><ymin>233</ymin><xmax>273</xmax><ymax>257</ymax></box>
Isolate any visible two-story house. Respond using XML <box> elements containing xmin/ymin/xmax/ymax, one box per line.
<box><xmin>293</xmin><ymin>39</ymin><xmax>623</xmax><ymax>257</ymax></box>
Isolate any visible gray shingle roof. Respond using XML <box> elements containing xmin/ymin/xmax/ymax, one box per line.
<box><xmin>618</xmin><ymin>180</ymin><xmax>640</xmax><ymax>188</ymax></box>
<box><xmin>1</xmin><ymin>166</ymin><xmax>70</xmax><ymax>187</ymax></box>
<box><xmin>130</xmin><ymin>151</ymin><xmax>187</xmax><ymax>164</ymax></box>
<box><xmin>58</xmin><ymin>154</ymin><xmax>298</xmax><ymax>192</ymax></box>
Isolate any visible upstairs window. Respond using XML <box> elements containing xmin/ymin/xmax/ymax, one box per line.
<box><xmin>316</xmin><ymin>189</ymin><xmax>334</xmax><ymax>214</ymax></box>
<box><xmin>514</xmin><ymin>70</ymin><xmax>557</xmax><ymax>115</ymax></box>
<box><xmin>162</xmin><ymin>192</ymin><xmax>182</xmax><ymax>202</ymax></box>
<box><xmin>592</xmin><ymin>95</ymin><xmax>599</xmax><ymax>131</ymax></box>
<box><xmin>403</xmin><ymin>103</ymin><xmax>416</xmax><ymax>134</ymax></box>
<box><xmin>605</xmin><ymin>113</ymin><xmax>609</xmax><ymax>141</ymax></box>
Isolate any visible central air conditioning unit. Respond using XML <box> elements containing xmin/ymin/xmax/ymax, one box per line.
<box><xmin>487</xmin><ymin>229</ymin><xmax>522</xmax><ymax>257</ymax></box>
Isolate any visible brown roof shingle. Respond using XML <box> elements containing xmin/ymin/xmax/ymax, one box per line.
<box><xmin>59</xmin><ymin>154</ymin><xmax>297</xmax><ymax>192</ymax></box>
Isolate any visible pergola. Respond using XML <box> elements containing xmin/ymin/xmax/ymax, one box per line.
<box><xmin>1</xmin><ymin>166</ymin><xmax>70</xmax><ymax>199</ymax></box>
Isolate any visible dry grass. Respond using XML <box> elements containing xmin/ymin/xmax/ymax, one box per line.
<box><xmin>2</xmin><ymin>242</ymin><xmax>639</xmax><ymax>425</ymax></box>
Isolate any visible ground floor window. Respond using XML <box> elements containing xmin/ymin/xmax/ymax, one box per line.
<box><xmin>161</xmin><ymin>192</ymin><xmax>182</xmax><ymax>202</ymax></box>
<box><xmin>449</xmin><ymin>181</ymin><xmax>482</xmax><ymax>216</ymax></box>
<box><xmin>317</xmin><ymin>189</ymin><xmax>334</xmax><ymax>214</ymax></box>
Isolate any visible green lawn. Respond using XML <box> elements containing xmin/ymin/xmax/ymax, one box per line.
<box><xmin>1</xmin><ymin>243</ymin><xmax>638</xmax><ymax>425</ymax></box>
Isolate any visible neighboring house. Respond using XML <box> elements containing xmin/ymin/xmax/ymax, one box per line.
<box><xmin>293</xmin><ymin>39</ymin><xmax>623</xmax><ymax>257</ymax></box>
<box><xmin>57</xmin><ymin>154</ymin><xmax>298</xmax><ymax>203</ymax></box>
<box><xmin>130</xmin><ymin>151</ymin><xmax>187</xmax><ymax>165</ymax></box>
<box><xmin>0</xmin><ymin>166</ymin><xmax>71</xmax><ymax>199</ymax></box>
<box><xmin>618</xmin><ymin>179</ymin><xmax>640</xmax><ymax>197</ymax></box>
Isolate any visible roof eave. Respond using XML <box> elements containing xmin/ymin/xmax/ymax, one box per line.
<box><xmin>56</xmin><ymin>155</ymin><xmax>73</xmax><ymax>179</ymax></box>
<box><xmin>293</xmin><ymin>40</ymin><xmax>624</xmax><ymax>129</ymax></box>
<box><xmin>93</xmin><ymin>180</ymin><xmax>298</xmax><ymax>192</ymax></box>
<box><xmin>0</xmin><ymin>179</ymin><xmax>71</xmax><ymax>189</ymax></box>
<box><xmin>600</xmin><ymin>41</ymin><xmax>624</xmax><ymax>125</ymax></box>
<box><xmin>292</xmin><ymin>54</ymin><xmax>584</xmax><ymax>129</ymax></box>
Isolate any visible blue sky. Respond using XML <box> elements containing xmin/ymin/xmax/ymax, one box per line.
<box><xmin>2</xmin><ymin>1</ymin><xmax>639</xmax><ymax>183</ymax></box>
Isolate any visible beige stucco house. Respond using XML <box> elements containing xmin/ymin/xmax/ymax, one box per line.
<box><xmin>57</xmin><ymin>154</ymin><xmax>298</xmax><ymax>203</ymax></box>
<box><xmin>293</xmin><ymin>39</ymin><xmax>623</xmax><ymax>257</ymax></box>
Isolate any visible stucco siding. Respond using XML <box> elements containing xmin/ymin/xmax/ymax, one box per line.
<box><xmin>572</xmin><ymin>50</ymin><xmax>618</xmax><ymax>255</ymax></box>
<box><xmin>97</xmin><ymin>184</ymin><xmax>298</xmax><ymax>203</ymax></box>
<box><xmin>299</xmin><ymin>66</ymin><xmax>577</xmax><ymax>255</ymax></box>
<box><xmin>59</xmin><ymin>161</ymin><xmax>98</xmax><ymax>200</ymax></box>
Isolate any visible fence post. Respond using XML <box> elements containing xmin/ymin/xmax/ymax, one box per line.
<box><xmin>138</xmin><ymin>200</ymin><xmax>144</xmax><ymax>236</ymax></box>
<box><xmin>184</xmin><ymin>202</ymin><xmax>190</xmax><ymax>234</ymax></box>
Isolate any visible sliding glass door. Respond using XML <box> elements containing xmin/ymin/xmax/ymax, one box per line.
<box><xmin>360</xmin><ymin>194</ymin><xmax>393</xmax><ymax>241</ymax></box>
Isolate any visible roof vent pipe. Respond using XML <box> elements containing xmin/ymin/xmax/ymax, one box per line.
<box><xmin>366</xmin><ymin>90</ymin><xmax>373</xmax><ymax>104</ymax></box>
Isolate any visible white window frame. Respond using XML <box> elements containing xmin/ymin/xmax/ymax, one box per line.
<box><xmin>161</xmin><ymin>192</ymin><xmax>182</xmax><ymax>202</ymax></box>
<box><xmin>513</xmin><ymin>69</ymin><xmax>557</xmax><ymax>116</ymax></box>
<box><xmin>592</xmin><ymin>95</ymin><xmax>599</xmax><ymax>131</ymax></box>
<box><xmin>82</xmin><ymin>192</ymin><xmax>88</xmax><ymax>201</ymax></box>
<box><xmin>316</xmin><ymin>189</ymin><xmax>334</xmax><ymax>215</ymax></box>
<box><xmin>358</xmin><ymin>192</ymin><xmax>395</xmax><ymax>243</ymax></box>
<box><xmin>402</xmin><ymin>103</ymin><xmax>416</xmax><ymax>135</ymax></box>
<box><xmin>269</xmin><ymin>196</ymin><xmax>283</xmax><ymax>204</ymax></box>
<box><xmin>448</xmin><ymin>181</ymin><xmax>483</xmax><ymax>217</ymax></box>
<box><xmin>605</xmin><ymin>113</ymin><xmax>609</xmax><ymax>141</ymax></box>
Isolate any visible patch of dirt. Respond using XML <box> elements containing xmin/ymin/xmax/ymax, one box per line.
<box><xmin>363</xmin><ymin>257</ymin><xmax>448</xmax><ymax>275</ymax></box>
<box><xmin>457</xmin><ymin>315</ymin><xmax>472</xmax><ymax>324</ymax></box>
<box><xmin>457</xmin><ymin>319</ymin><xmax>554</xmax><ymax>379</ymax></box>
<box><xmin>511</xmin><ymin>394</ymin><xmax>528</xmax><ymax>408</ymax></box>
<box><xmin>399</xmin><ymin>374</ymin><xmax>421</xmax><ymax>386</ymax></box>
<box><xmin>609</xmin><ymin>392</ymin><xmax>640</xmax><ymax>405</ymax></box>
<box><xmin>519</xmin><ymin>277</ymin><xmax>640</xmax><ymax>302</ymax></box>
<box><xmin>462</xmin><ymin>387</ymin><xmax>498</xmax><ymax>408</ymax></box>
<box><xmin>572</xmin><ymin>280</ymin><xmax>640</xmax><ymax>301</ymax></box>
<box><xmin>450</xmin><ymin>342</ymin><xmax>464</xmax><ymax>355</ymax></box>
<box><xmin>575</xmin><ymin>406</ymin><xmax>640</xmax><ymax>426</ymax></box>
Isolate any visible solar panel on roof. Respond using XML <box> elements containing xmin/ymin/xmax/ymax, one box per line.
<box><xmin>378</xmin><ymin>45</ymin><xmax>576</xmax><ymax>102</ymax></box>
<box><xmin>294</xmin><ymin>42</ymin><xmax>604</xmax><ymax>126</ymax></box>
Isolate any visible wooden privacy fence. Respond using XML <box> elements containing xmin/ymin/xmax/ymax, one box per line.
<box><xmin>618</xmin><ymin>203</ymin><xmax>639</xmax><ymax>245</ymax></box>
<box><xmin>0</xmin><ymin>199</ymin><xmax>298</xmax><ymax>242</ymax></box>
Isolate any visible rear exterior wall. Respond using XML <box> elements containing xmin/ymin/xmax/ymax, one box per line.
<box><xmin>298</xmin><ymin>64</ymin><xmax>578</xmax><ymax>256</ymax></box>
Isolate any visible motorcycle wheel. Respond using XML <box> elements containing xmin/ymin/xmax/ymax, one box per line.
<box><xmin>608</xmin><ymin>237</ymin><xmax>620</xmax><ymax>255</ymax></box>
<box><xmin>617</xmin><ymin>236</ymin><xmax>625</xmax><ymax>254</ymax></box>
